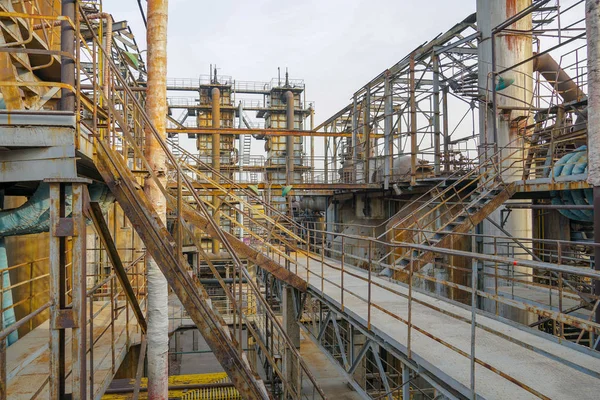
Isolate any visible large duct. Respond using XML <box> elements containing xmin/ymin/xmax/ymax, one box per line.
<box><xmin>533</xmin><ymin>53</ymin><xmax>587</xmax><ymax>103</ymax></box>
<box><xmin>533</xmin><ymin>53</ymin><xmax>588</xmax><ymax>131</ymax></box>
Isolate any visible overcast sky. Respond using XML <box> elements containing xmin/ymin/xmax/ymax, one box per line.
<box><xmin>104</xmin><ymin>0</ymin><xmax>474</xmax><ymax>125</ymax></box>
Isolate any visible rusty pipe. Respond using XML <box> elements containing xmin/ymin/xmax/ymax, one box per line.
<box><xmin>212</xmin><ymin>87</ymin><xmax>221</xmax><ymax>254</ymax></box>
<box><xmin>60</xmin><ymin>0</ymin><xmax>75</xmax><ymax>111</ymax></box>
<box><xmin>144</xmin><ymin>0</ymin><xmax>169</xmax><ymax>398</ymax></box>
<box><xmin>285</xmin><ymin>90</ymin><xmax>295</xmax><ymax>185</ymax></box>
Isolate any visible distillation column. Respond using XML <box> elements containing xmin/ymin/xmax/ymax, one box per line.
<box><xmin>477</xmin><ymin>0</ymin><xmax>534</xmax><ymax>323</ymax></box>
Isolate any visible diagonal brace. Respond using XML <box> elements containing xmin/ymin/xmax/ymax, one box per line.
<box><xmin>88</xmin><ymin>201</ymin><xmax>147</xmax><ymax>333</ymax></box>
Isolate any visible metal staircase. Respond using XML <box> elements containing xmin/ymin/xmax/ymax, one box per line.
<box><xmin>87</xmin><ymin>42</ymin><xmax>323</xmax><ymax>395</ymax></box>
<box><xmin>94</xmin><ymin>138</ymin><xmax>271</xmax><ymax>399</ymax></box>
<box><xmin>381</xmin><ymin>148</ymin><xmax>519</xmax><ymax>279</ymax></box>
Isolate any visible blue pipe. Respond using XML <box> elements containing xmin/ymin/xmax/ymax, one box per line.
<box><xmin>0</xmin><ymin>239</ymin><xmax>17</xmax><ymax>345</ymax></box>
<box><xmin>551</xmin><ymin>146</ymin><xmax>593</xmax><ymax>222</ymax></box>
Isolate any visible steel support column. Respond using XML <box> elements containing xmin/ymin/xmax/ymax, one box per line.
<box><xmin>49</xmin><ymin>180</ymin><xmax>89</xmax><ymax>400</ymax></box>
<box><xmin>409</xmin><ymin>54</ymin><xmax>417</xmax><ymax>185</ymax></box>
<box><xmin>402</xmin><ymin>363</ymin><xmax>411</xmax><ymax>400</ymax></box>
<box><xmin>442</xmin><ymin>86</ymin><xmax>450</xmax><ymax>173</ymax></box>
<box><xmin>384</xmin><ymin>71</ymin><xmax>393</xmax><ymax>189</ymax></box>
<box><xmin>432</xmin><ymin>54</ymin><xmax>441</xmax><ymax>175</ymax></box>
<box><xmin>352</xmin><ymin>95</ymin><xmax>359</xmax><ymax>182</ymax></box>
<box><xmin>364</xmin><ymin>89</ymin><xmax>371</xmax><ymax>183</ymax></box>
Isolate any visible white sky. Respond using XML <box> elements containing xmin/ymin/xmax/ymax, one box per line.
<box><xmin>103</xmin><ymin>0</ymin><xmax>474</xmax><ymax>126</ymax></box>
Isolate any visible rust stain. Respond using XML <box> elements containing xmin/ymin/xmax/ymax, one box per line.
<box><xmin>504</xmin><ymin>0</ymin><xmax>520</xmax><ymax>51</ymax></box>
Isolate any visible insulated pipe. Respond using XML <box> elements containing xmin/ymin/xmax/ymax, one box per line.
<box><xmin>60</xmin><ymin>0</ymin><xmax>75</xmax><ymax>111</ymax></box>
<box><xmin>0</xmin><ymin>183</ymin><xmax>113</xmax><ymax>237</ymax></box>
<box><xmin>585</xmin><ymin>0</ymin><xmax>600</xmax><ymax>337</ymax></box>
<box><xmin>144</xmin><ymin>0</ymin><xmax>169</xmax><ymax>397</ymax></box>
<box><xmin>212</xmin><ymin>88</ymin><xmax>221</xmax><ymax>253</ymax></box>
<box><xmin>0</xmin><ymin>239</ymin><xmax>17</xmax><ymax>345</ymax></box>
<box><xmin>285</xmin><ymin>90</ymin><xmax>295</xmax><ymax>185</ymax></box>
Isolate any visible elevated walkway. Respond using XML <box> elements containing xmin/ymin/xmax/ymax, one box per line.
<box><xmin>294</xmin><ymin>252</ymin><xmax>600</xmax><ymax>399</ymax></box>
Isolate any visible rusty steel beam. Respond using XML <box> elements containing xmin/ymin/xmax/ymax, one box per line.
<box><xmin>165</xmin><ymin>127</ymin><xmax>384</xmax><ymax>138</ymax></box>
<box><xmin>88</xmin><ymin>202</ymin><xmax>147</xmax><ymax>333</ymax></box>
<box><xmin>180</xmin><ymin>202</ymin><xmax>307</xmax><ymax>292</ymax></box>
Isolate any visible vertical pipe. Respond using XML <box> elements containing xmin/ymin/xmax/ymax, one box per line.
<box><xmin>211</xmin><ymin>87</ymin><xmax>221</xmax><ymax>253</ymax></box>
<box><xmin>586</xmin><ymin>0</ymin><xmax>600</xmax><ymax>344</ymax></box>
<box><xmin>409</xmin><ymin>54</ymin><xmax>417</xmax><ymax>185</ymax></box>
<box><xmin>144</xmin><ymin>0</ymin><xmax>169</xmax><ymax>398</ymax></box>
<box><xmin>432</xmin><ymin>54</ymin><xmax>441</xmax><ymax>175</ymax></box>
<box><xmin>384</xmin><ymin>71</ymin><xmax>393</xmax><ymax>189</ymax></box>
<box><xmin>364</xmin><ymin>88</ymin><xmax>371</xmax><ymax>183</ymax></box>
<box><xmin>310</xmin><ymin>105</ymin><xmax>315</xmax><ymax>181</ymax></box>
<box><xmin>238</xmin><ymin>101</ymin><xmax>244</xmax><ymax>239</ymax></box>
<box><xmin>60</xmin><ymin>0</ymin><xmax>75</xmax><ymax>111</ymax></box>
<box><xmin>333</xmin><ymin>137</ymin><xmax>338</xmax><ymax>184</ymax></box>
<box><xmin>286</xmin><ymin>91</ymin><xmax>295</xmax><ymax>185</ymax></box>
<box><xmin>324</xmin><ymin>128</ymin><xmax>329</xmax><ymax>183</ymax></box>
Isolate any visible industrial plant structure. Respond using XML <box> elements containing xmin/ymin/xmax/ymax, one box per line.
<box><xmin>0</xmin><ymin>0</ymin><xmax>599</xmax><ymax>399</ymax></box>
